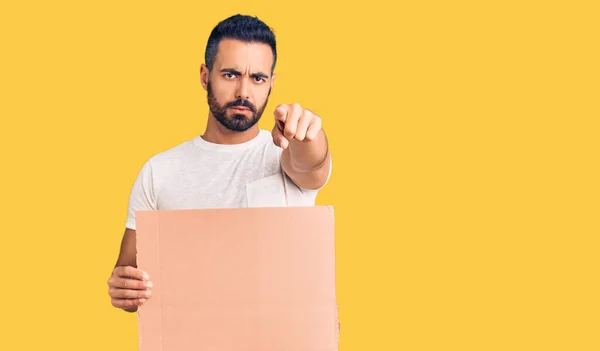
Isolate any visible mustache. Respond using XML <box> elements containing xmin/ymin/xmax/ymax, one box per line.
<box><xmin>225</xmin><ymin>99</ymin><xmax>256</xmax><ymax>112</ymax></box>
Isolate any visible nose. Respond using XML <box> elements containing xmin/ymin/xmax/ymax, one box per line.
<box><xmin>235</xmin><ymin>77</ymin><xmax>250</xmax><ymax>100</ymax></box>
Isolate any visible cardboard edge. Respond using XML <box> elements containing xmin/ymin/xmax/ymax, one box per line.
<box><xmin>135</xmin><ymin>210</ymin><xmax>164</xmax><ymax>351</ymax></box>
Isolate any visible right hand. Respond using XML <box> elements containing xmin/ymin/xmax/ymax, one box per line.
<box><xmin>107</xmin><ymin>266</ymin><xmax>153</xmax><ymax>311</ymax></box>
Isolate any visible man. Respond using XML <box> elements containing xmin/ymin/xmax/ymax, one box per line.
<box><xmin>106</xmin><ymin>14</ymin><xmax>332</xmax><ymax>312</ymax></box>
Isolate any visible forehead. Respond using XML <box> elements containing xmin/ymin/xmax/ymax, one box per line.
<box><xmin>213</xmin><ymin>38</ymin><xmax>273</xmax><ymax>72</ymax></box>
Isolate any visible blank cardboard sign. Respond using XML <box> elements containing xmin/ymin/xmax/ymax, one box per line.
<box><xmin>136</xmin><ymin>206</ymin><xmax>339</xmax><ymax>351</ymax></box>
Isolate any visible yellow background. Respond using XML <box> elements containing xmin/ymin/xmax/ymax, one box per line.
<box><xmin>1</xmin><ymin>0</ymin><xmax>598</xmax><ymax>350</ymax></box>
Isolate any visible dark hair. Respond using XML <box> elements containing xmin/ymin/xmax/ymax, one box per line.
<box><xmin>205</xmin><ymin>14</ymin><xmax>277</xmax><ymax>73</ymax></box>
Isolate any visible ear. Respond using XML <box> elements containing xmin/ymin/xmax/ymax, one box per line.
<box><xmin>200</xmin><ymin>64</ymin><xmax>209</xmax><ymax>91</ymax></box>
<box><xmin>270</xmin><ymin>72</ymin><xmax>276</xmax><ymax>89</ymax></box>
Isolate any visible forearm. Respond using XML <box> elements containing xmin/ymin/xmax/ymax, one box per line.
<box><xmin>283</xmin><ymin>129</ymin><xmax>328</xmax><ymax>170</ymax></box>
<box><xmin>281</xmin><ymin>129</ymin><xmax>330</xmax><ymax>189</ymax></box>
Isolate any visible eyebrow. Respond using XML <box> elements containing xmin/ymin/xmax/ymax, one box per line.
<box><xmin>220</xmin><ymin>68</ymin><xmax>269</xmax><ymax>79</ymax></box>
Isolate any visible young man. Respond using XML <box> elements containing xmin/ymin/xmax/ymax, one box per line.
<box><xmin>106</xmin><ymin>14</ymin><xmax>332</xmax><ymax>312</ymax></box>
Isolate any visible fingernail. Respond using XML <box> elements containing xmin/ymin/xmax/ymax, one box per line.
<box><xmin>146</xmin><ymin>281</ymin><xmax>153</xmax><ymax>288</ymax></box>
<box><xmin>139</xmin><ymin>298</ymin><xmax>146</xmax><ymax>304</ymax></box>
<box><xmin>143</xmin><ymin>272</ymin><xmax>149</xmax><ymax>280</ymax></box>
<box><xmin>146</xmin><ymin>290</ymin><xmax>152</xmax><ymax>297</ymax></box>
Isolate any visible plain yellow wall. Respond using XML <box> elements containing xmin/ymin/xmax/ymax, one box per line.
<box><xmin>1</xmin><ymin>0</ymin><xmax>598</xmax><ymax>350</ymax></box>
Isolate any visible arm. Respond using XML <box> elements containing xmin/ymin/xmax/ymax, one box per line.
<box><xmin>272</xmin><ymin>103</ymin><xmax>332</xmax><ymax>190</ymax></box>
<box><xmin>108</xmin><ymin>160</ymin><xmax>156</xmax><ymax>312</ymax></box>
<box><xmin>115</xmin><ymin>228</ymin><xmax>137</xmax><ymax>268</ymax></box>
<box><xmin>107</xmin><ymin>228</ymin><xmax>152</xmax><ymax>312</ymax></box>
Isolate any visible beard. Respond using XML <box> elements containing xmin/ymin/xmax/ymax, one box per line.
<box><xmin>207</xmin><ymin>81</ymin><xmax>270</xmax><ymax>132</ymax></box>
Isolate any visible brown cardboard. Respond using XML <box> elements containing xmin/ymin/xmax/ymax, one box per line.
<box><xmin>136</xmin><ymin>206</ymin><xmax>339</xmax><ymax>351</ymax></box>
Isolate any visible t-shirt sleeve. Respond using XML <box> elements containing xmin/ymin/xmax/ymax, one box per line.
<box><xmin>125</xmin><ymin>160</ymin><xmax>158</xmax><ymax>230</ymax></box>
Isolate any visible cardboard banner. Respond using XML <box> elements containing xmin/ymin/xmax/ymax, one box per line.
<box><xmin>136</xmin><ymin>206</ymin><xmax>339</xmax><ymax>351</ymax></box>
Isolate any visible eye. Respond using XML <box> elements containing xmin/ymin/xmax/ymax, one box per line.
<box><xmin>253</xmin><ymin>76</ymin><xmax>266</xmax><ymax>83</ymax></box>
<box><xmin>224</xmin><ymin>73</ymin><xmax>236</xmax><ymax>79</ymax></box>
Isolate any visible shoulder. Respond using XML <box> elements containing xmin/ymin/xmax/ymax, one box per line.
<box><xmin>145</xmin><ymin>138</ymin><xmax>197</xmax><ymax>167</ymax></box>
<box><xmin>128</xmin><ymin>138</ymin><xmax>197</xmax><ymax>185</ymax></box>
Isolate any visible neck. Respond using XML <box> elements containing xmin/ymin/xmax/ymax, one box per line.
<box><xmin>201</xmin><ymin>114</ymin><xmax>260</xmax><ymax>145</ymax></box>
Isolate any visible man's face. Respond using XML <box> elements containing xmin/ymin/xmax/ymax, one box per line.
<box><xmin>202</xmin><ymin>38</ymin><xmax>275</xmax><ymax>132</ymax></box>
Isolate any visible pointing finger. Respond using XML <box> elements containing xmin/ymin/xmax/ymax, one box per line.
<box><xmin>274</xmin><ymin>104</ymin><xmax>289</xmax><ymax>122</ymax></box>
<box><xmin>283</xmin><ymin>104</ymin><xmax>302</xmax><ymax>139</ymax></box>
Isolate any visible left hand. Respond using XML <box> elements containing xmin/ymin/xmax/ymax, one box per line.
<box><xmin>272</xmin><ymin>103</ymin><xmax>322</xmax><ymax>149</ymax></box>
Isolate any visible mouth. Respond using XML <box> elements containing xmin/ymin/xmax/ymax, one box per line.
<box><xmin>229</xmin><ymin>106</ymin><xmax>250</xmax><ymax>111</ymax></box>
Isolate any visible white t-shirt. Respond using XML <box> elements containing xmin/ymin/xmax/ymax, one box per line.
<box><xmin>125</xmin><ymin>129</ymin><xmax>331</xmax><ymax>230</ymax></box>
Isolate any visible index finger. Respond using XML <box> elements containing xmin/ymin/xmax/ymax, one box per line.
<box><xmin>273</xmin><ymin>104</ymin><xmax>289</xmax><ymax>122</ymax></box>
<box><xmin>114</xmin><ymin>266</ymin><xmax>149</xmax><ymax>281</ymax></box>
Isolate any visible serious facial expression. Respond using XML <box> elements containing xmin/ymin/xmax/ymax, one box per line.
<box><xmin>204</xmin><ymin>38</ymin><xmax>275</xmax><ymax>132</ymax></box>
